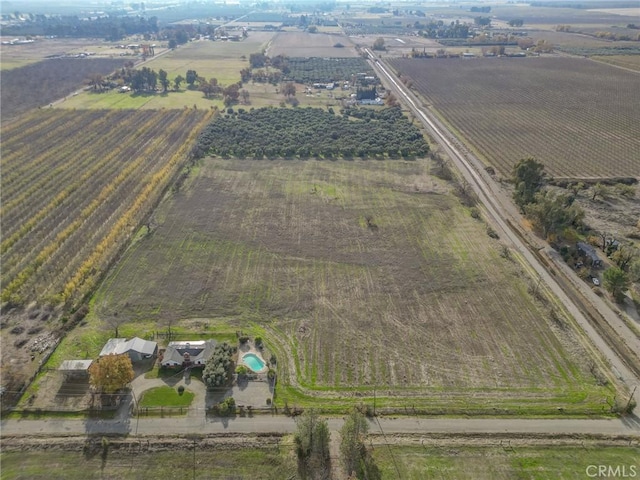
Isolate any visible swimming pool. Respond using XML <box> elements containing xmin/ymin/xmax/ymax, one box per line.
<box><xmin>242</xmin><ymin>353</ymin><xmax>267</xmax><ymax>372</ymax></box>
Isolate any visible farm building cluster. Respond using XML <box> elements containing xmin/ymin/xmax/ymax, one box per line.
<box><xmin>58</xmin><ymin>337</ymin><xmax>220</xmax><ymax>379</ymax></box>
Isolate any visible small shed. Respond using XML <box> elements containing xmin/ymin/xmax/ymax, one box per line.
<box><xmin>58</xmin><ymin>360</ymin><xmax>93</xmax><ymax>379</ymax></box>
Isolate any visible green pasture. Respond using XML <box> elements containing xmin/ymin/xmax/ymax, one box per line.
<box><xmin>373</xmin><ymin>445</ymin><xmax>640</xmax><ymax>480</ymax></box>
<box><xmin>85</xmin><ymin>157</ymin><xmax>614</xmax><ymax>415</ymax></box>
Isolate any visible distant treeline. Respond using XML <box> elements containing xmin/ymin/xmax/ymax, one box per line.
<box><xmin>0</xmin><ymin>15</ymin><xmax>159</xmax><ymax>40</ymax></box>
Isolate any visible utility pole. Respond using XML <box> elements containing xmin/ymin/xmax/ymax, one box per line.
<box><xmin>373</xmin><ymin>386</ymin><xmax>376</xmax><ymax>416</ymax></box>
<box><xmin>193</xmin><ymin>438</ymin><xmax>196</xmax><ymax>480</ymax></box>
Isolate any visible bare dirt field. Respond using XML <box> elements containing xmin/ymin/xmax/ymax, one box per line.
<box><xmin>267</xmin><ymin>31</ymin><xmax>359</xmax><ymax>57</ymax></box>
<box><xmin>89</xmin><ymin>158</ymin><xmax>610</xmax><ymax>413</ymax></box>
<box><xmin>389</xmin><ymin>57</ymin><xmax>640</xmax><ymax>179</ymax></box>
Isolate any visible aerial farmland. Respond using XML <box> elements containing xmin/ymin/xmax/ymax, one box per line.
<box><xmin>1</xmin><ymin>0</ymin><xmax>639</xmax><ymax>477</ymax></box>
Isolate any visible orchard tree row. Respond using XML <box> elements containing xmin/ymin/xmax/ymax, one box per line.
<box><xmin>193</xmin><ymin>106</ymin><xmax>429</xmax><ymax>160</ymax></box>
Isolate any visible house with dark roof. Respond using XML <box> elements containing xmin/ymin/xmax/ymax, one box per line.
<box><xmin>161</xmin><ymin>340</ymin><xmax>216</xmax><ymax>369</ymax></box>
<box><xmin>99</xmin><ymin>337</ymin><xmax>158</xmax><ymax>362</ymax></box>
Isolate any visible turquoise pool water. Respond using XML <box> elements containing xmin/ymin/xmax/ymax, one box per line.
<box><xmin>243</xmin><ymin>353</ymin><xmax>266</xmax><ymax>372</ymax></box>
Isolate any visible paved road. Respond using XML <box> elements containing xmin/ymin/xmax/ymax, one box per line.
<box><xmin>2</xmin><ymin>415</ymin><xmax>639</xmax><ymax>437</ymax></box>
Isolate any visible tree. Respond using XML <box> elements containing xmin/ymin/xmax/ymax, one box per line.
<box><xmin>282</xmin><ymin>82</ymin><xmax>296</xmax><ymax>97</ymax></box>
<box><xmin>223</xmin><ymin>82</ymin><xmax>240</xmax><ymax>106</ymax></box>
<box><xmin>249</xmin><ymin>52</ymin><xmax>267</xmax><ymax>68</ymax></box>
<box><xmin>340</xmin><ymin>408</ymin><xmax>369</xmax><ymax>477</ymax></box>
<box><xmin>611</xmin><ymin>246</ymin><xmax>637</xmax><ymax>271</ymax></box>
<box><xmin>88</xmin><ymin>354</ymin><xmax>134</xmax><ymax>394</ymax></box>
<box><xmin>524</xmin><ymin>190</ymin><xmax>584</xmax><ymax>239</ymax></box>
<box><xmin>385</xmin><ymin>93</ymin><xmax>398</xmax><ymax>107</ymax></box>
<box><xmin>615</xmin><ymin>183</ymin><xmax>636</xmax><ymax>198</ymax></box>
<box><xmin>202</xmin><ymin>342</ymin><xmax>234</xmax><ymax>389</ymax></box>
<box><xmin>513</xmin><ymin>157</ymin><xmax>545</xmax><ymax>211</ymax></box>
<box><xmin>294</xmin><ymin>409</ymin><xmax>330</xmax><ymax>480</ymax></box>
<box><xmin>591</xmin><ymin>182</ymin><xmax>609</xmax><ymax>201</ymax></box>
<box><xmin>568</xmin><ymin>181</ymin><xmax>585</xmax><ymax>197</ymax></box>
<box><xmin>372</xmin><ymin>37</ymin><xmax>385</xmax><ymax>51</ymax></box>
<box><xmin>629</xmin><ymin>259</ymin><xmax>640</xmax><ymax>283</ymax></box>
<box><xmin>200</xmin><ymin>77</ymin><xmax>220</xmax><ymax>98</ymax></box>
<box><xmin>603</xmin><ymin>266</ymin><xmax>630</xmax><ymax>302</ymax></box>
<box><xmin>105</xmin><ymin>312</ymin><xmax>128</xmax><ymax>339</ymax></box>
<box><xmin>240</xmin><ymin>89</ymin><xmax>250</xmax><ymax>105</ymax></box>
<box><xmin>158</xmin><ymin>69</ymin><xmax>169</xmax><ymax>92</ymax></box>
<box><xmin>186</xmin><ymin>69</ymin><xmax>198</xmax><ymax>87</ymax></box>
<box><xmin>88</xmin><ymin>73</ymin><xmax>104</xmax><ymax>91</ymax></box>
<box><xmin>534</xmin><ymin>39</ymin><xmax>554</xmax><ymax>53</ymax></box>
<box><xmin>173</xmin><ymin>74</ymin><xmax>184</xmax><ymax>91</ymax></box>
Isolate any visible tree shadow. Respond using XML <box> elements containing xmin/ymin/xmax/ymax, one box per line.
<box><xmin>621</xmin><ymin>412</ymin><xmax>640</xmax><ymax>430</ymax></box>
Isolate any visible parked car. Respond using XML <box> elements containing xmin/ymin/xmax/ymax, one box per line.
<box><xmin>592</xmin><ymin>277</ymin><xmax>600</xmax><ymax>286</ymax></box>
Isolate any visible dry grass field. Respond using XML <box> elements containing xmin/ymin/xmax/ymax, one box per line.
<box><xmin>0</xmin><ymin>37</ymin><xmax>136</xmax><ymax>70</ymax></box>
<box><xmin>593</xmin><ymin>55</ymin><xmax>640</xmax><ymax>71</ymax></box>
<box><xmin>389</xmin><ymin>57</ymin><xmax>640</xmax><ymax>180</ymax></box>
<box><xmin>89</xmin><ymin>158</ymin><xmax>609</xmax><ymax>414</ymax></box>
<box><xmin>267</xmin><ymin>31</ymin><xmax>359</xmax><ymax>57</ymax></box>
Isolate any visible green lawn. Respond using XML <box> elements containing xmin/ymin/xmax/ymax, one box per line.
<box><xmin>139</xmin><ymin>386</ymin><xmax>194</xmax><ymax>407</ymax></box>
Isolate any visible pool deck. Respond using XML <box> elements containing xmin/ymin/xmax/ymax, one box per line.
<box><xmin>238</xmin><ymin>343</ymin><xmax>268</xmax><ymax>373</ymax></box>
